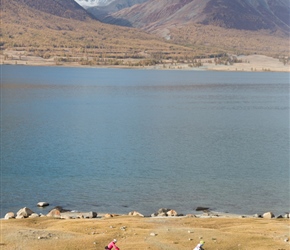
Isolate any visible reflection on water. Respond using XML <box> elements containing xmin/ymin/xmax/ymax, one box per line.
<box><xmin>1</xmin><ymin>66</ymin><xmax>289</xmax><ymax>217</ymax></box>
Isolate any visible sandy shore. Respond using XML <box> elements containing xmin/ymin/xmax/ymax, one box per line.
<box><xmin>1</xmin><ymin>213</ymin><xmax>289</xmax><ymax>250</ymax></box>
<box><xmin>1</xmin><ymin>51</ymin><xmax>289</xmax><ymax>72</ymax></box>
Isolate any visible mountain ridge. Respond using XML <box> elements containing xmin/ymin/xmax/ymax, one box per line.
<box><xmin>1</xmin><ymin>0</ymin><xmax>289</xmax><ymax>61</ymax></box>
<box><xmin>100</xmin><ymin>0</ymin><xmax>290</xmax><ymax>34</ymax></box>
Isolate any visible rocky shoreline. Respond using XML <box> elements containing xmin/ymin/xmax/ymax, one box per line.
<box><xmin>2</xmin><ymin>203</ymin><xmax>289</xmax><ymax>250</ymax></box>
<box><xmin>3</xmin><ymin>203</ymin><xmax>289</xmax><ymax>220</ymax></box>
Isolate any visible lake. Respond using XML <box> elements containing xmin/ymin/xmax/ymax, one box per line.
<box><xmin>1</xmin><ymin>65</ymin><xmax>289</xmax><ymax>217</ymax></box>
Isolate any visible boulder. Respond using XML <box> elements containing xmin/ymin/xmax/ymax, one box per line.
<box><xmin>47</xmin><ymin>209</ymin><xmax>61</xmax><ymax>218</ymax></box>
<box><xmin>4</xmin><ymin>212</ymin><xmax>15</xmax><ymax>219</ymax></box>
<box><xmin>262</xmin><ymin>212</ymin><xmax>275</xmax><ymax>219</ymax></box>
<box><xmin>128</xmin><ymin>211</ymin><xmax>144</xmax><ymax>217</ymax></box>
<box><xmin>37</xmin><ymin>202</ymin><xmax>49</xmax><ymax>207</ymax></box>
<box><xmin>167</xmin><ymin>209</ymin><xmax>178</xmax><ymax>216</ymax></box>
<box><xmin>16</xmin><ymin>207</ymin><xmax>34</xmax><ymax>218</ymax></box>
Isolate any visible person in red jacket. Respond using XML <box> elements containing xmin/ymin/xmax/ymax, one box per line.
<box><xmin>105</xmin><ymin>239</ymin><xmax>120</xmax><ymax>250</ymax></box>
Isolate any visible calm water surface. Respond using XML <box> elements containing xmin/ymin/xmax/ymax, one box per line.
<box><xmin>1</xmin><ymin>66</ymin><xmax>289</xmax><ymax>217</ymax></box>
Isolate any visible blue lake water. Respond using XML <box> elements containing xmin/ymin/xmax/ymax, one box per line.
<box><xmin>1</xmin><ymin>65</ymin><xmax>289</xmax><ymax>217</ymax></box>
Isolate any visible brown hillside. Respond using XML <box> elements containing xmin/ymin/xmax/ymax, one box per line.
<box><xmin>4</xmin><ymin>0</ymin><xmax>93</xmax><ymax>21</ymax></box>
<box><xmin>1</xmin><ymin>0</ymin><xmax>196</xmax><ymax>66</ymax></box>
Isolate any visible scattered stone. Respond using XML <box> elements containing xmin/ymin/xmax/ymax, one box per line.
<box><xmin>150</xmin><ymin>233</ymin><xmax>157</xmax><ymax>236</ymax></box>
<box><xmin>16</xmin><ymin>207</ymin><xmax>34</xmax><ymax>218</ymax></box>
<box><xmin>4</xmin><ymin>212</ymin><xmax>15</xmax><ymax>219</ymax></box>
<box><xmin>284</xmin><ymin>238</ymin><xmax>289</xmax><ymax>242</ymax></box>
<box><xmin>37</xmin><ymin>202</ymin><xmax>49</xmax><ymax>207</ymax></box>
<box><xmin>262</xmin><ymin>212</ymin><xmax>275</xmax><ymax>219</ymax></box>
<box><xmin>60</xmin><ymin>211</ymin><xmax>97</xmax><ymax>219</ymax></box>
<box><xmin>188</xmin><ymin>230</ymin><xmax>193</xmax><ymax>233</ymax></box>
<box><xmin>60</xmin><ymin>214</ymin><xmax>73</xmax><ymax>219</ymax></box>
<box><xmin>151</xmin><ymin>208</ymin><xmax>180</xmax><ymax>217</ymax></box>
<box><xmin>284</xmin><ymin>213</ymin><xmax>289</xmax><ymax>219</ymax></box>
<box><xmin>128</xmin><ymin>211</ymin><xmax>144</xmax><ymax>217</ymax></box>
<box><xmin>120</xmin><ymin>226</ymin><xmax>127</xmax><ymax>231</ymax></box>
<box><xmin>253</xmin><ymin>214</ymin><xmax>262</xmax><ymax>218</ymax></box>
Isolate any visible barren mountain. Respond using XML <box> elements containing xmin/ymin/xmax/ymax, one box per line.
<box><xmin>103</xmin><ymin>0</ymin><xmax>290</xmax><ymax>33</ymax></box>
<box><xmin>96</xmin><ymin>0</ymin><xmax>289</xmax><ymax>56</ymax></box>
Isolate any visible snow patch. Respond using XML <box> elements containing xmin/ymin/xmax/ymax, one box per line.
<box><xmin>75</xmin><ymin>0</ymin><xmax>115</xmax><ymax>8</ymax></box>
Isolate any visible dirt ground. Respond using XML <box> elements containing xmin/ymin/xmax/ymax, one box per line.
<box><xmin>1</xmin><ymin>215</ymin><xmax>289</xmax><ymax>250</ymax></box>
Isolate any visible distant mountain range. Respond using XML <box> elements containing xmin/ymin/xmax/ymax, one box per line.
<box><xmin>78</xmin><ymin>0</ymin><xmax>149</xmax><ymax>21</ymax></box>
<box><xmin>93</xmin><ymin>0</ymin><xmax>290</xmax><ymax>34</ymax></box>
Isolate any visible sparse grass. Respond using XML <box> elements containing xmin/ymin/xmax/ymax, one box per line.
<box><xmin>169</xmin><ymin>23</ymin><xmax>290</xmax><ymax>57</ymax></box>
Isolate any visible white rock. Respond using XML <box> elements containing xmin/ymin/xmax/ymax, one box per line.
<box><xmin>4</xmin><ymin>212</ymin><xmax>15</xmax><ymax>219</ymax></box>
<box><xmin>17</xmin><ymin>207</ymin><xmax>34</xmax><ymax>218</ymax></box>
<box><xmin>37</xmin><ymin>202</ymin><xmax>49</xmax><ymax>207</ymax></box>
<box><xmin>128</xmin><ymin>211</ymin><xmax>144</xmax><ymax>217</ymax></box>
<box><xmin>262</xmin><ymin>212</ymin><xmax>275</xmax><ymax>219</ymax></box>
